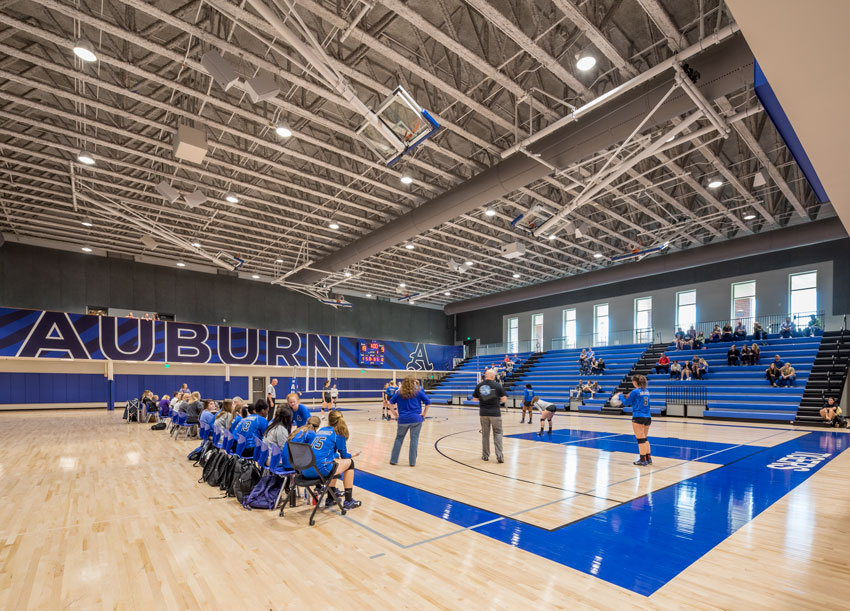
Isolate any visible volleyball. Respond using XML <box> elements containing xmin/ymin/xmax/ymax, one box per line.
<box><xmin>609</xmin><ymin>393</ymin><xmax>623</xmax><ymax>407</ymax></box>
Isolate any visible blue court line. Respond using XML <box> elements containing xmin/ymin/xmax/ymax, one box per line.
<box><xmin>356</xmin><ymin>431</ymin><xmax>850</xmax><ymax>596</ymax></box>
<box><xmin>506</xmin><ymin>428</ymin><xmax>764</xmax><ymax>464</ymax></box>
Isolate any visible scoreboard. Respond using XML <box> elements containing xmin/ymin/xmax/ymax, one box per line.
<box><xmin>358</xmin><ymin>340</ymin><xmax>386</xmax><ymax>366</ymax></box>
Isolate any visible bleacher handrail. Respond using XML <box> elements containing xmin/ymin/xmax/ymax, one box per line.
<box><xmin>690</xmin><ymin>310</ymin><xmax>824</xmax><ymax>336</ymax></box>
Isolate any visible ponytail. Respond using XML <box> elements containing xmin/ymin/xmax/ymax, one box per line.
<box><xmin>290</xmin><ymin>415</ymin><xmax>321</xmax><ymax>441</ymax></box>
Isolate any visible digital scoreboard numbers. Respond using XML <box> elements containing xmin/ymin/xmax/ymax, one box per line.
<box><xmin>358</xmin><ymin>340</ymin><xmax>386</xmax><ymax>366</ymax></box>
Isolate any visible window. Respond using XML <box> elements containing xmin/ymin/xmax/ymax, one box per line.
<box><xmin>562</xmin><ymin>308</ymin><xmax>576</xmax><ymax>349</ymax></box>
<box><xmin>676</xmin><ymin>290</ymin><xmax>696</xmax><ymax>330</ymax></box>
<box><xmin>634</xmin><ymin>297</ymin><xmax>652</xmax><ymax>343</ymax></box>
<box><xmin>507</xmin><ymin>317</ymin><xmax>518</xmax><ymax>353</ymax></box>
<box><xmin>731</xmin><ymin>281</ymin><xmax>756</xmax><ymax>322</ymax></box>
<box><xmin>789</xmin><ymin>271</ymin><xmax>817</xmax><ymax>318</ymax></box>
<box><xmin>594</xmin><ymin>304</ymin><xmax>609</xmax><ymax>346</ymax></box>
<box><xmin>531</xmin><ymin>314</ymin><xmax>544</xmax><ymax>351</ymax></box>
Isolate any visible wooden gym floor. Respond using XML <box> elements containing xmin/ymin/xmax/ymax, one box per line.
<box><xmin>1</xmin><ymin>405</ymin><xmax>849</xmax><ymax>609</ymax></box>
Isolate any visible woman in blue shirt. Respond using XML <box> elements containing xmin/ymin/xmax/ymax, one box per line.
<box><xmin>621</xmin><ymin>374</ymin><xmax>653</xmax><ymax>466</ymax></box>
<box><xmin>304</xmin><ymin>411</ymin><xmax>362</xmax><ymax>510</ymax></box>
<box><xmin>389</xmin><ymin>376</ymin><xmax>430</xmax><ymax>467</ymax></box>
<box><xmin>521</xmin><ymin>384</ymin><xmax>535</xmax><ymax>424</ymax></box>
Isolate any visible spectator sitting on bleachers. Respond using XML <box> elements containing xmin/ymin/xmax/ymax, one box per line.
<box><xmin>674</xmin><ymin>327</ymin><xmax>685</xmax><ymax>344</ymax></box>
<box><xmin>696</xmin><ymin>358</ymin><xmax>709</xmax><ymax>379</ymax></box>
<box><xmin>504</xmin><ymin>355</ymin><xmax>514</xmax><ymax>374</ymax></box>
<box><xmin>765</xmin><ymin>362</ymin><xmax>780</xmax><ymax>387</ymax></box>
<box><xmin>820</xmin><ymin>398</ymin><xmax>847</xmax><ymax>428</ymax></box>
<box><xmin>679</xmin><ymin>329</ymin><xmax>694</xmax><ymax>350</ymax></box>
<box><xmin>656</xmin><ymin>353</ymin><xmax>670</xmax><ymax>374</ymax></box>
<box><xmin>734</xmin><ymin>320</ymin><xmax>747</xmax><ymax>341</ymax></box>
<box><xmin>749</xmin><ymin>343</ymin><xmax>761</xmax><ymax>365</ymax></box>
<box><xmin>752</xmin><ymin>321</ymin><xmax>767</xmax><ymax>340</ymax></box>
<box><xmin>586</xmin><ymin>381</ymin><xmax>601</xmax><ymax>398</ymax></box>
<box><xmin>710</xmin><ymin>324</ymin><xmax>722</xmax><ymax>342</ymax></box>
<box><xmin>771</xmin><ymin>354</ymin><xmax>784</xmax><ymax>369</ymax></box>
<box><xmin>670</xmin><ymin>360</ymin><xmax>682</xmax><ymax>378</ymax></box>
<box><xmin>741</xmin><ymin>345</ymin><xmax>750</xmax><ymax>365</ymax></box>
<box><xmin>589</xmin><ymin>356</ymin><xmax>598</xmax><ymax>374</ymax></box>
<box><xmin>722</xmin><ymin>322</ymin><xmax>733</xmax><ymax>342</ymax></box>
<box><xmin>778</xmin><ymin>363</ymin><xmax>796</xmax><ymax>387</ymax></box>
<box><xmin>780</xmin><ymin>316</ymin><xmax>796</xmax><ymax>338</ymax></box>
<box><xmin>594</xmin><ymin>358</ymin><xmax>605</xmax><ymax>374</ymax></box>
<box><xmin>727</xmin><ymin>344</ymin><xmax>741</xmax><ymax>366</ymax></box>
<box><xmin>680</xmin><ymin>361</ymin><xmax>693</xmax><ymax>380</ymax></box>
<box><xmin>570</xmin><ymin>380</ymin><xmax>585</xmax><ymax>400</ymax></box>
<box><xmin>805</xmin><ymin>314</ymin><xmax>822</xmax><ymax>337</ymax></box>
<box><xmin>694</xmin><ymin>331</ymin><xmax>706</xmax><ymax>349</ymax></box>
<box><xmin>578</xmin><ymin>349</ymin><xmax>588</xmax><ymax>373</ymax></box>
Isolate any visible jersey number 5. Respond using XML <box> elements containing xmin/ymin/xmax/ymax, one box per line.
<box><xmin>313</xmin><ymin>437</ymin><xmax>325</xmax><ymax>450</ymax></box>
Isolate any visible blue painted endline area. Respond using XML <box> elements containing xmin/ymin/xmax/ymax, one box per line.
<box><xmin>357</xmin><ymin>432</ymin><xmax>850</xmax><ymax>596</ymax></box>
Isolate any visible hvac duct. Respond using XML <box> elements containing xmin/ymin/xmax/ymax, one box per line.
<box><xmin>444</xmin><ymin>218</ymin><xmax>846</xmax><ymax>315</ymax></box>
<box><xmin>288</xmin><ymin>33</ymin><xmax>754</xmax><ymax>286</ymax></box>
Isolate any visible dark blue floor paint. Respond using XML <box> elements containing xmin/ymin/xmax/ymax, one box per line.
<box><xmin>357</xmin><ymin>431</ymin><xmax>850</xmax><ymax>596</ymax></box>
<box><xmin>507</xmin><ymin>428</ymin><xmax>764</xmax><ymax>464</ymax></box>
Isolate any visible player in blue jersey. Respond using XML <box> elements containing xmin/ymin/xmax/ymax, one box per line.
<box><xmin>620</xmin><ymin>374</ymin><xmax>653</xmax><ymax>466</ymax></box>
<box><xmin>521</xmin><ymin>384</ymin><xmax>535</xmax><ymax>424</ymax></box>
<box><xmin>303</xmin><ymin>410</ymin><xmax>362</xmax><ymax>510</ymax></box>
<box><xmin>384</xmin><ymin>380</ymin><xmax>398</xmax><ymax>421</ymax></box>
<box><xmin>285</xmin><ymin>392</ymin><xmax>312</xmax><ymax>429</ymax></box>
<box><xmin>234</xmin><ymin>400</ymin><xmax>269</xmax><ymax>457</ymax></box>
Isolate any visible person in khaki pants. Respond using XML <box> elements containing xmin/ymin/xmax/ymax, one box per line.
<box><xmin>473</xmin><ymin>369</ymin><xmax>507</xmax><ymax>463</ymax></box>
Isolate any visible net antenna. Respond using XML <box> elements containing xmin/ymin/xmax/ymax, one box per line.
<box><xmin>223</xmin><ymin>0</ymin><xmax>438</xmax><ymax>165</ymax></box>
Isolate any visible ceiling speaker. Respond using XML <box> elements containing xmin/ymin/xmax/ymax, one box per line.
<box><xmin>244</xmin><ymin>73</ymin><xmax>279</xmax><ymax>103</ymax></box>
<box><xmin>200</xmin><ymin>50</ymin><xmax>239</xmax><ymax>91</ymax></box>
<box><xmin>184</xmin><ymin>189</ymin><xmax>207</xmax><ymax>208</ymax></box>
<box><xmin>155</xmin><ymin>180</ymin><xmax>180</xmax><ymax>203</ymax></box>
<box><xmin>173</xmin><ymin>124</ymin><xmax>207</xmax><ymax>164</ymax></box>
<box><xmin>140</xmin><ymin>234</ymin><xmax>158</xmax><ymax>250</ymax></box>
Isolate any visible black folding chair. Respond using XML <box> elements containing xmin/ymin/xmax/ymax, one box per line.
<box><xmin>287</xmin><ymin>442</ymin><xmax>347</xmax><ymax>525</ymax></box>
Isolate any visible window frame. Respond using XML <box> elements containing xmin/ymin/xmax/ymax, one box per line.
<box><xmin>634</xmin><ymin>296</ymin><xmax>652</xmax><ymax>343</ymax></box>
<box><xmin>730</xmin><ymin>280</ymin><xmax>757</xmax><ymax>322</ymax></box>
<box><xmin>594</xmin><ymin>303</ymin><xmax>609</xmax><ymax>346</ymax></box>
<box><xmin>562</xmin><ymin>308</ymin><xmax>577</xmax><ymax>350</ymax></box>
<box><xmin>675</xmin><ymin>289</ymin><xmax>697</xmax><ymax>331</ymax></box>
<box><xmin>531</xmin><ymin>313</ymin><xmax>544</xmax><ymax>351</ymax></box>
<box><xmin>507</xmin><ymin>317</ymin><xmax>519</xmax><ymax>353</ymax></box>
<box><xmin>788</xmin><ymin>271</ymin><xmax>818</xmax><ymax>318</ymax></box>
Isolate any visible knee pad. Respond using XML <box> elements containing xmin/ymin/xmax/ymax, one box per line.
<box><xmin>348</xmin><ymin>459</ymin><xmax>355</xmax><ymax>471</ymax></box>
<box><xmin>636</xmin><ymin>437</ymin><xmax>648</xmax><ymax>444</ymax></box>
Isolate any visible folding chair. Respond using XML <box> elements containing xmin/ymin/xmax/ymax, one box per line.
<box><xmin>267</xmin><ymin>441</ymin><xmax>297</xmax><ymax>516</ymax></box>
<box><xmin>287</xmin><ymin>441</ymin><xmax>346</xmax><ymax>525</ymax></box>
<box><xmin>233</xmin><ymin>433</ymin><xmax>248</xmax><ymax>457</ymax></box>
<box><xmin>252</xmin><ymin>436</ymin><xmax>269</xmax><ymax>467</ymax></box>
<box><xmin>172</xmin><ymin>413</ymin><xmax>193</xmax><ymax>439</ymax></box>
<box><xmin>141</xmin><ymin>401</ymin><xmax>159</xmax><ymax>425</ymax></box>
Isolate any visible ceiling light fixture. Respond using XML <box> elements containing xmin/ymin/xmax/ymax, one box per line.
<box><xmin>176</xmin><ymin>262</ymin><xmax>186</xmax><ymax>267</ymax></box>
<box><xmin>708</xmin><ymin>179</ymin><xmax>723</xmax><ymax>189</ymax></box>
<box><xmin>81</xmin><ymin>218</ymin><xmax>93</xmax><ymax>227</ymax></box>
<box><xmin>399</xmin><ymin>282</ymin><xmax>406</xmax><ymax>288</ymax></box>
<box><xmin>73</xmin><ymin>40</ymin><xmax>97</xmax><ymax>62</ymax></box>
<box><xmin>444</xmin><ymin>292</ymin><xmax>451</xmax><ymax>296</ymax></box>
<box><xmin>743</xmin><ymin>214</ymin><xmax>756</xmax><ymax>220</ymax></box>
<box><xmin>593</xmin><ymin>253</ymin><xmax>603</xmax><ymax>259</ymax></box>
<box><xmin>548</xmin><ymin>234</ymin><xmax>556</xmax><ymax>240</ymax></box>
<box><xmin>191</xmin><ymin>242</ymin><xmax>201</xmax><ymax>248</ymax></box>
<box><xmin>405</xmin><ymin>243</ymin><xmax>415</xmax><ymax>250</ymax></box>
<box><xmin>344</xmin><ymin>271</ymin><xmax>352</xmax><ymax>277</ymax></box>
<box><xmin>513</xmin><ymin>273</ymin><xmax>520</xmax><ymax>278</ymax></box>
<box><xmin>76</xmin><ymin>150</ymin><xmax>95</xmax><ymax>165</ymax></box>
<box><xmin>329</xmin><ymin>222</ymin><xmax>340</xmax><ymax>230</ymax></box>
<box><xmin>81</xmin><ymin>247</ymin><xmax>92</xmax><ymax>252</ymax></box>
<box><xmin>275</xmin><ymin>124</ymin><xmax>292</xmax><ymax>138</ymax></box>
<box><xmin>576</xmin><ymin>53</ymin><xmax>596</xmax><ymax>71</ymax></box>
<box><xmin>365</xmin><ymin>293</ymin><xmax>372</xmax><ymax>298</ymax></box>
<box><xmin>665</xmin><ymin>135</ymin><xmax>675</xmax><ymax>143</ymax></box>
<box><xmin>275</xmin><ymin>258</ymin><xmax>283</xmax><ymax>263</ymax></box>
<box><xmin>251</xmin><ymin>274</ymin><xmax>260</xmax><ymax>279</ymax></box>
<box><xmin>464</xmin><ymin>261</ymin><xmax>473</xmax><ymax>266</ymax></box>
<box><xmin>400</xmin><ymin>175</ymin><xmax>413</xmax><ymax>185</ymax></box>
<box><xmin>225</xmin><ymin>193</ymin><xmax>239</xmax><ymax>204</ymax></box>
<box><xmin>484</xmin><ymin>209</ymin><xmax>496</xmax><ymax>217</ymax></box>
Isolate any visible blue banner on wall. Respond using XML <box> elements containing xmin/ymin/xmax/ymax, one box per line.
<box><xmin>0</xmin><ymin>308</ymin><xmax>462</xmax><ymax>371</ymax></box>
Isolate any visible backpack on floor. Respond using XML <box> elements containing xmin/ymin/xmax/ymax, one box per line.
<box><xmin>242</xmin><ymin>474</ymin><xmax>284</xmax><ymax>510</ymax></box>
<box><xmin>187</xmin><ymin>441</ymin><xmax>206</xmax><ymax>462</ymax></box>
<box><xmin>200</xmin><ymin>451</ymin><xmax>224</xmax><ymax>485</ymax></box>
<box><xmin>150</xmin><ymin>422</ymin><xmax>167</xmax><ymax>431</ymax></box>
<box><xmin>217</xmin><ymin>455</ymin><xmax>239</xmax><ymax>491</ymax></box>
<box><xmin>198</xmin><ymin>443</ymin><xmax>217</xmax><ymax>468</ymax></box>
<box><xmin>228</xmin><ymin>458</ymin><xmax>261</xmax><ymax>503</ymax></box>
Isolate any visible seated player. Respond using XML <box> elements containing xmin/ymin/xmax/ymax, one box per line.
<box><xmin>521</xmin><ymin>384</ymin><xmax>535</xmax><ymax>424</ymax></box>
<box><xmin>286</xmin><ymin>392</ymin><xmax>312</xmax><ymax>429</ymax></box>
<box><xmin>533</xmin><ymin>397</ymin><xmax>557</xmax><ymax>435</ymax></box>
<box><xmin>234</xmin><ymin>400</ymin><xmax>269</xmax><ymax>457</ymax></box>
<box><xmin>820</xmin><ymin>398</ymin><xmax>847</xmax><ymax>428</ymax></box>
<box><xmin>780</xmin><ymin>316</ymin><xmax>796</xmax><ymax>339</ymax></box>
<box><xmin>302</xmin><ymin>411</ymin><xmax>362</xmax><ymax>510</ymax></box>
<box><xmin>656</xmin><ymin>353</ymin><xmax>670</xmax><ymax>374</ymax></box>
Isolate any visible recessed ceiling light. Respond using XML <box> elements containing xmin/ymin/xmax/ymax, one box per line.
<box><xmin>329</xmin><ymin>222</ymin><xmax>339</xmax><ymax>230</ymax></box>
<box><xmin>275</xmin><ymin>258</ymin><xmax>284</xmax><ymax>263</ymax></box>
<box><xmin>593</xmin><ymin>253</ymin><xmax>603</xmax><ymax>259</ymax></box>
<box><xmin>464</xmin><ymin>261</ymin><xmax>473</xmax><ymax>266</ymax></box>
<box><xmin>743</xmin><ymin>214</ymin><xmax>756</xmax><ymax>220</ymax></box>
<box><xmin>191</xmin><ymin>242</ymin><xmax>201</xmax><ymax>248</ymax></box>
<box><xmin>400</xmin><ymin>175</ymin><xmax>413</xmax><ymax>185</ymax></box>
<box><xmin>512</xmin><ymin>273</ymin><xmax>520</xmax><ymax>278</ymax></box>
<box><xmin>399</xmin><ymin>282</ymin><xmax>406</xmax><ymax>288</ymax></box>
<box><xmin>548</xmin><ymin>234</ymin><xmax>556</xmax><ymax>240</ymax></box>
<box><xmin>484</xmin><ymin>209</ymin><xmax>496</xmax><ymax>217</ymax></box>
<box><xmin>176</xmin><ymin>262</ymin><xmax>186</xmax><ymax>267</ymax></box>
<box><xmin>275</xmin><ymin>124</ymin><xmax>292</xmax><ymax>138</ymax></box>
<box><xmin>344</xmin><ymin>271</ymin><xmax>352</xmax><ymax>277</ymax></box>
<box><xmin>81</xmin><ymin>218</ymin><xmax>93</xmax><ymax>227</ymax></box>
<box><xmin>444</xmin><ymin>291</ymin><xmax>451</xmax><ymax>296</ymax></box>
<box><xmin>225</xmin><ymin>193</ymin><xmax>239</xmax><ymax>203</ymax></box>
<box><xmin>81</xmin><ymin>247</ymin><xmax>92</xmax><ymax>252</ymax></box>
<box><xmin>405</xmin><ymin>243</ymin><xmax>415</xmax><ymax>250</ymax></box>
<box><xmin>73</xmin><ymin>40</ymin><xmax>97</xmax><ymax>62</ymax></box>
<box><xmin>708</xmin><ymin>179</ymin><xmax>723</xmax><ymax>189</ymax></box>
<box><xmin>665</xmin><ymin>135</ymin><xmax>675</xmax><ymax>143</ymax></box>
<box><xmin>365</xmin><ymin>293</ymin><xmax>372</xmax><ymax>298</ymax></box>
<box><xmin>77</xmin><ymin>150</ymin><xmax>95</xmax><ymax>165</ymax></box>
<box><xmin>251</xmin><ymin>274</ymin><xmax>260</xmax><ymax>279</ymax></box>
<box><xmin>576</xmin><ymin>54</ymin><xmax>596</xmax><ymax>71</ymax></box>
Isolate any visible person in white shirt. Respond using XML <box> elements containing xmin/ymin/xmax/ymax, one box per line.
<box><xmin>330</xmin><ymin>384</ymin><xmax>339</xmax><ymax>407</ymax></box>
<box><xmin>266</xmin><ymin>378</ymin><xmax>278</xmax><ymax>419</ymax></box>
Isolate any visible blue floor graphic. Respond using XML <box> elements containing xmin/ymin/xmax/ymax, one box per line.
<box><xmin>506</xmin><ymin>428</ymin><xmax>763</xmax><ymax>463</ymax></box>
<box><xmin>357</xmin><ymin>430</ymin><xmax>850</xmax><ymax>596</ymax></box>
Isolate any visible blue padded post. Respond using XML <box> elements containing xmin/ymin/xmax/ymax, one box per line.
<box><xmin>223</xmin><ymin>379</ymin><xmax>231</xmax><ymax>398</ymax></box>
<box><xmin>107</xmin><ymin>378</ymin><xmax>115</xmax><ymax>411</ymax></box>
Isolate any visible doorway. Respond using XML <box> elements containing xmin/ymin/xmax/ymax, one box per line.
<box><xmin>252</xmin><ymin>376</ymin><xmax>266</xmax><ymax>403</ymax></box>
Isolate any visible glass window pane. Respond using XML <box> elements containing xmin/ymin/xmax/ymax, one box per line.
<box><xmin>678</xmin><ymin>290</ymin><xmax>696</xmax><ymax>306</ymax></box>
<box><xmin>733</xmin><ymin>281</ymin><xmax>756</xmax><ymax>299</ymax></box>
<box><xmin>791</xmin><ymin>272</ymin><xmax>817</xmax><ymax>291</ymax></box>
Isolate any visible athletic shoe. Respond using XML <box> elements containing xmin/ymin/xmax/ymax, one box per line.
<box><xmin>633</xmin><ymin>458</ymin><xmax>648</xmax><ymax>466</ymax></box>
<box><xmin>482</xmin><ymin>456</ymin><xmax>489</xmax><ymax>461</ymax></box>
<box><xmin>325</xmin><ymin>492</ymin><xmax>340</xmax><ymax>507</ymax></box>
<box><xmin>497</xmin><ymin>457</ymin><xmax>504</xmax><ymax>464</ymax></box>
<box><xmin>646</xmin><ymin>457</ymin><xmax>653</xmax><ymax>465</ymax></box>
<box><xmin>537</xmin><ymin>430</ymin><xmax>544</xmax><ymax>436</ymax></box>
<box><xmin>343</xmin><ymin>499</ymin><xmax>362</xmax><ymax>510</ymax></box>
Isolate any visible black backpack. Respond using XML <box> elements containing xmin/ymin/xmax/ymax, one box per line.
<box><xmin>228</xmin><ymin>458</ymin><xmax>261</xmax><ymax>503</ymax></box>
<box><xmin>217</xmin><ymin>455</ymin><xmax>239</xmax><ymax>490</ymax></box>
<box><xmin>150</xmin><ymin>422</ymin><xmax>166</xmax><ymax>431</ymax></box>
<box><xmin>198</xmin><ymin>443</ymin><xmax>217</xmax><ymax>468</ymax></box>
<box><xmin>200</xmin><ymin>451</ymin><xmax>224</xmax><ymax>485</ymax></box>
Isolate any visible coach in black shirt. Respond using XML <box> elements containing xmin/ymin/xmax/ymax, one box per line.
<box><xmin>473</xmin><ymin>368</ymin><xmax>507</xmax><ymax>463</ymax></box>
